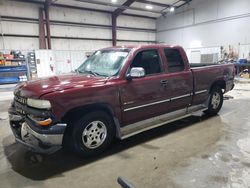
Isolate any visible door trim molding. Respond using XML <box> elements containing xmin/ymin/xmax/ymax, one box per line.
<box><xmin>124</xmin><ymin>98</ymin><xmax>171</xmax><ymax>112</ymax></box>
<box><xmin>124</xmin><ymin>92</ymin><xmax>197</xmax><ymax>112</ymax></box>
<box><xmin>123</xmin><ymin>90</ymin><xmax>208</xmax><ymax>112</ymax></box>
<box><xmin>171</xmin><ymin>93</ymin><xmax>192</xmax><ymax>100</ymax></box>
<box><xmin>195</xmin><ymin>89</ymin><xmax>207</xmax><ymax>94</ymax></box>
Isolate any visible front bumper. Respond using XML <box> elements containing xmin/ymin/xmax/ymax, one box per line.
<box><xmin>9</xmin><ymin>107</ymin><xmax>66</xmax><ymax>154</ymax></box>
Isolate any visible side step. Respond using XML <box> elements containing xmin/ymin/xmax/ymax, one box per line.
<box><xmin>120</xmin><ymin>105</ymin><xmax>207</xmax><ymax>140</ymax></box>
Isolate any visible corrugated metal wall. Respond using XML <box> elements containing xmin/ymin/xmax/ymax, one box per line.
<box><xmin>0</xmin><ymin>1</ymin><xmax>156</xmax><ymax>51</ymax></box>
<box><xmin>157</xmin><ymin>0</ymin><xmax>250</xmax><ymax>49</ymax></box>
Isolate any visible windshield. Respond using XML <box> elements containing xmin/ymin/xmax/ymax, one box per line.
<box><xmin>77</xmin><ymin>49</ymin><xmax>130</xmax><ymax>77</ymax></box>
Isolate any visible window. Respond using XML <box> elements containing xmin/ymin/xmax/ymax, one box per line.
<box><xmin>131</xmin><ymin>50</ymin><xmax>162</xmax><ymax>75</ymax></box>
<box><xmin>77</xmin><ymin>49</ymin><xmax>130</xmax><ymax>77</ymax></box>
<box><xmin>164</xmin><ymin>49</ymin><xmax>185</xmax><ymax>73</ymax></box>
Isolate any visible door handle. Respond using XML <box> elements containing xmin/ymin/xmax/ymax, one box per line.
<box><xmin>160</xmin><ymin>79</ymin><xmax>168</xmax><ymax>86</ymax></box>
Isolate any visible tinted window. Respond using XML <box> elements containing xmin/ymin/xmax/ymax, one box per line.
<box><xmin>131</xmin><ymin>50</ymin><xmax>162</xmax><ymax>75</ymax></box>
<box><xmin>164</xmin><ymin>49</ymin><xmax>185</xmax><ymax>73</ymax></box>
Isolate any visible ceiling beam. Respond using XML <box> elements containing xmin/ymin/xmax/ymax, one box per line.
<box><xmin>177</xmin><ymin>0</ymin><xmax>192</xmax><ymax>8</ymax></box>
<box><xmin>46</xmin><ymin>0</ymin><xmax>53</xmax><ymax>6</ymax></box>
<box><xmin>160</xmin><ymin>0</ymin><xmax>192</xmax><ymax>13</ymax></box>
<box><xmin>111</xmin><ymin>0</ymin><xmax>136</xmax><ymax>46</ymax></box>
<box><xmin>113</xmin><ymin>0</ymin><xmax>137</xmax><ymax>17</ymax></box>
<box><xmin>10</xmin><ymin>0</ymin><xmax>157</xmax><ymax>19</ymax></box>
<box><xmin>136</xmin><ymin>0</ymin><xmax>170</xmax><ymax>8</ymax></box>
<box><xmin>75</xmin><ymin>0</ymin><xmax>161</xmax><ymax>14</ymax></box>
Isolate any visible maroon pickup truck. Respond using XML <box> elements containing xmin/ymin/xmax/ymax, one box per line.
<box><xmin>9</xmin><ymin>45</ymin><xmax>234</xmax><ymax>157</ymax></box>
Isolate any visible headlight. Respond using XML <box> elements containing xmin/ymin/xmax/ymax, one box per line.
<box><xmin>27</xmin><ymin>98</ymin><xmax>51</xmax><ymax>109</ymax></box>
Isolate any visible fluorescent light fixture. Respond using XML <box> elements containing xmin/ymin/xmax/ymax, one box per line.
<box><xmin>111</xmin><ymin>0</ymin><xmax>117</xmax><ymax>3</ymax></box>
<box><xmin>145</xmin><ymin>5</ymin><xmax>153</xmax><ymax>10</ymax></box>
<box><xmin>170</xmin><ymin>7</ymin><xmax>175</xmax><ymax>12</ymax></box>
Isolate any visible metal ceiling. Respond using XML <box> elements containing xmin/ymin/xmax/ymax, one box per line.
<box><xmin>30</xmin><ymin>0</ymin><xmax>192</xmax><ymax>18</ymax></box>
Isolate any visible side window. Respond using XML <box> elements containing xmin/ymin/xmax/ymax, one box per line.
<box><xmin>131</xmin><ymin>50</ymin><xmax>162</xmax><ymax>75</ymax></box>
<box><xmin>164</xmin><ymin>49</ymin><xmax>185</xmax><ymax>73</ymax></box>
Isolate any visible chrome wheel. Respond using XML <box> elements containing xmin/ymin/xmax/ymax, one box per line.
<box><xmin>82</xmin><ymin>121</ymin><xmax>107</xmax><ymax>149</ymax></box>
<box><xmin>211</xmin><ymin>92</ymin><xmax>221</xmax><ymax>109</ymax></box>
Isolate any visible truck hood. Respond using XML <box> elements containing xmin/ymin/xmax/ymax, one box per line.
<box><xmin>16</xmin><ymin>73</ymin><xmax>108</xmax><ymax>98</ymax></box>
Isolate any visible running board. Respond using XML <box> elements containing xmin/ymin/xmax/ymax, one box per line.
<box><xmin>120</xmin><ymin>105</ymin><xmax>207</xmax><ymax>140</ymax></box>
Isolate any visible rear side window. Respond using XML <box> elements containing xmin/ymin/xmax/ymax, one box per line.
<box><xmin>164</xmin><ymin>49</ymin><xmax>185</xmax><ymax>73</ymax></box>
<box><xmin>131</xmin><ymin>49</ymin><xmax>163</xmax><ymax>75</ymax></box>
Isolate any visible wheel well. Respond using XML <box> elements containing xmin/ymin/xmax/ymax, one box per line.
<box><xmin>62</xmin><ymin>103</ymin><xmax>114</xmax><ymax>124</ymax></box>
<box><xmin>209</xmin><ymin>80</ymin><xmax>226</xmax><ymax>93</ymax></box>
<box><xmin>61</xmin><ymin>104</ymin><xmax>116</xmax><ymax>144</ymax></box>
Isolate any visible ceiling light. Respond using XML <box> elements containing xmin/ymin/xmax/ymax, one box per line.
<box><xmin>145</xmin><ymin>5</ymin><xmax>153</xmax><ymax>10</ymax></box>
<box><xmin>111</xmin><ymin>0</ymin><xmax>117</xmax><ymax>3</ymax></box>
<box><xmin>170</xmin><ymin>7</ymin><xmax>175</xmax><ymax>12</ymax></box>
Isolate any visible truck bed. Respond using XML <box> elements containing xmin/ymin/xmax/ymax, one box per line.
<box><xmin>190</xmin><ymin>63</ymin><xmax>224</xmax><ymax>68</ymax></box>
<box><xmin>190</xmin><ymin>63</ymin><xmax>235</xmax><ymax>106</ymax></box>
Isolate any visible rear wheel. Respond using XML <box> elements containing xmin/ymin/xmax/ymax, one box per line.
<box><xmin>205</xmin><ymin>86</ymin><xmax>223</xmax><ymax>115</ymax></box>
<box><xmin>72</xmin><ymin>111</ymin><xmax>115</xmax><ymax>157</ymax></box>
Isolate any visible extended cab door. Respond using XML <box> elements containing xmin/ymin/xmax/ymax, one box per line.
<box><xmin>120</xmin><ymin>49</ymin><xmax>172</xmax><ymax>126</ymax></box>
<box><xmin>161</xmin><ymin>48</ymin><xmax>193</xmax><ymax>111</ymax></box>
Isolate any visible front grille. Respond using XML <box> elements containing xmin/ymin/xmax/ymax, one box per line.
<box><xmin>14</xmin><ymin>95</ymin><xmax>27</xmax><ymax>105</ymax></box>
<box><xmin>14</xmin><ymin>94</ymin><xmax>27</xmax><ymax>115</ymax></box>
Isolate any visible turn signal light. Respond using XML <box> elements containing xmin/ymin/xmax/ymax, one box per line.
<box><xmin>37</xmin><ymin>118</ymin><xmax>52</xmax><ymax>126</ymax></box>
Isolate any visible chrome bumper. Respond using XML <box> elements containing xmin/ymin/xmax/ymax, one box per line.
<box><xmin>9</xmin><ymin>112</ymin><xmax>66</xmax><ymax>154</ymax></box>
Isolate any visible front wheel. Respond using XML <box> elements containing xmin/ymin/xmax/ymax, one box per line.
<box><xmin>72</xmin><ymin>111</ymin><xmax>115</xmax><ymax>157</ymax></box>
<box><xmin>205</xmin><ymin>86</ymin><xmax>223</xmax><ymax>115</ymax></box>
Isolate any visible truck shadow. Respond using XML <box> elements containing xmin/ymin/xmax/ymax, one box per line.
<box><xmin>3</xmin><ymin>113</ymin><xmax>218</xmax><ymax>180</ymax></box>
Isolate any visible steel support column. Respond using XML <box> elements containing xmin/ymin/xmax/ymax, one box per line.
<box><xmin>44</xmin><ymin>0</ymin><xmax>52</xmax><ymax>49</ymax></box>
<box><xmin>38</xmin><ymin>8</ymin><xmax>46</xmax><ymax>49</ymax></box>
<box><xmin>111</xmin><ymin>0</ymin><xmax>136</xmax><ymax>46</ymax></box>
<box><xmin>111</xmin><ymin>14</ymin><xmax>117</xmax><ymax>46</ymax></box>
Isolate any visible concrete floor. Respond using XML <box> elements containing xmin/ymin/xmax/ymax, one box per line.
<box><xmin>0</xmin><ymin>83</ymin><xmax>250</xmax><ymax>188</ymax></box>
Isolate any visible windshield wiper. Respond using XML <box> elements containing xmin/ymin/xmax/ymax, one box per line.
<box><xmin>78</xmin><ymin>70</ymin><xmax>107</xmax><ymax>77</ymax></box>
<box><xmin>77</xmin><ymin>70</ymin><xmax>95</xmax><ymax>76</ymax></box>
<box><xmin>84</xmin><ymin>70</ymin><xmax>98</xmax><ymax>76</ymax></box>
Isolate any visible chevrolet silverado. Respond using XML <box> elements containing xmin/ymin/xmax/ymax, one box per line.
<box><xmin>9</xmin><ymin>45</ymin><xmax>235</xmax><ymax>157</ymax></box>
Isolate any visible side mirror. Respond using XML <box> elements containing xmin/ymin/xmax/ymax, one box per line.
<box><xmin>127</xmin><ymin>67</ymin><xmax>145</xmax><ymax>80</ymax></box>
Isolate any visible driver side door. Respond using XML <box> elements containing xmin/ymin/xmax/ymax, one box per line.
<box><xmin>120</xmin><ymin>49</ymin><xmax>171</xmax><ymax>126</ymax></box>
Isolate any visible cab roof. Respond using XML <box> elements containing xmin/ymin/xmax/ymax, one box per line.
<box><xmin>101</xmin><ymin>44</ymin><xmax>184</xmax><ymax>51</ymax></box>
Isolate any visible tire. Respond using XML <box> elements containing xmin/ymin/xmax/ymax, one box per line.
<box><xmin>205</xmin><ymin>86</ymin><xmax>223</xmax><ymax>115</ymax></box>
<box><xmin>72</xmin><ymin>111</ymin><xmax>115</xmax><ymax>157</ymax></box>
